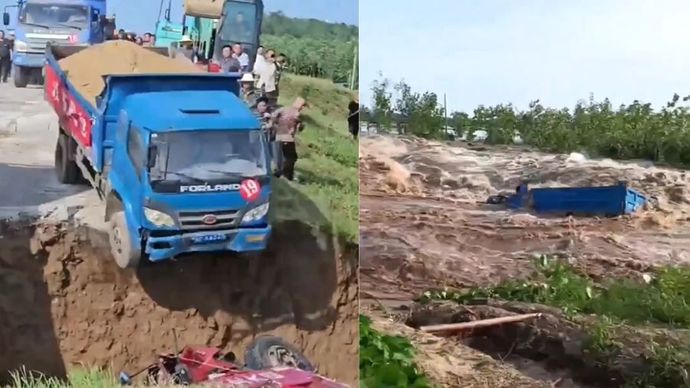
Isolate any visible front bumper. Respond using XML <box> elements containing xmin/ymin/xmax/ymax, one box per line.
<box><xmin>11</xmin><ymin>52</ymin><xmax>45</xmax><ymax>68</ymax></box>
<box><xmin>144</xmin><ymin>226</ymin><xmax>272</xmax><ymax>262</ymax></box>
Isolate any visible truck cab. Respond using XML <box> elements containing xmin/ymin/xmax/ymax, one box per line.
<box><xmin>104</xmin><ymin>83</ymin><xmax>272</xmax><ymax>267</ymax></box>
<box><xmin>4</xmin><ymin>0</ymin><xmax>108</xmax><ymax>87</ymax></box>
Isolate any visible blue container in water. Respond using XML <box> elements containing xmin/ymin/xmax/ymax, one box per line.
<box><xmin>506</xmin><ymin>181</ymin><xmax>646</xmax><ymax>216</ymax></box>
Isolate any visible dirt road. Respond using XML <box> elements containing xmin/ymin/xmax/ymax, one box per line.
<box><xmin>360</xmin><ymin>134</ymin><xmax>690</xmax><ymax>386</ymax></box>
<box><xmin>0</xmin><ymin>86</ymin><xmax>358</xmax><ymax>385</ymax></box>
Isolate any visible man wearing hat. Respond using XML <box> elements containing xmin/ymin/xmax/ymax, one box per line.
<box><xmin>239</xmin><ymin>72</ymin><xmax>258</xmax><ymax>107</ymax></box>
<box><xmin>176</xmin><ymin>35</ymin><xmax>195</xmax><ymax>62</ymax></box>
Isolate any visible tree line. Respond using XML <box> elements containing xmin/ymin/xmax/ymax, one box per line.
<box><xmin>262</xmin><ymin>11</ymin><xmax>357</xmax><ymax>86</ymax></box>
<box><xmin>364</xmin><ymin>76</ymin><xmax>690</xmax><ymax>166</ymax></box>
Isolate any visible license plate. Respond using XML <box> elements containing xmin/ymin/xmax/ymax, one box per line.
<box><xmin>192</xmin><ymin>234</ymin><xmax>227</xmax><ymax>244</ymax></box>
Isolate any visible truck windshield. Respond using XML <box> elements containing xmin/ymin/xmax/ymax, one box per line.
<box><xmin>150</xmin><ymin>130</ymin><xmax>267</xmax><ymax>184</ymax></box>
<box><xmin>19</xmin><ymin>3</ymin><xmax>89</xmax><ymax>29</ymax></box>
<box><xmin>218</xmin><ymin>1</ymin><xmax>257</xmax><ymax>44</ymax></box>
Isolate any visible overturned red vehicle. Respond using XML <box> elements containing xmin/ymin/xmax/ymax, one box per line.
<box><xmin>119</xmin><ymin>336</ymin><xmax>348</xmax><ymax>387</ymax></box>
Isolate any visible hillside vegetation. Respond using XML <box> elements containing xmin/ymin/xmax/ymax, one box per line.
<box><xmin>365</xmin><ymin>77</ymin><xmax>690</xmax><ymax>167</ymax></box>
<box><xmin>262</xmin><ymin>11</ymin><xmax>358</xmax><ymax>86</ymax></box>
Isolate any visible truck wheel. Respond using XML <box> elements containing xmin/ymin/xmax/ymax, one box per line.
<box><xmin>244</xmin><ymin>336</ymin><xmax>314</xmax><ymax>372</ymax></box>
<box><xmin>109</xmin><ymin>211</ymin><xmax>141</xmax><ymax>269</ymax></box>
<box><xmin>13</xmin><ymin>66</ymin><xmax>28</xmax><ymax>88</ymax></box>
<box><xmin>55</xmin><ymin>133</ymin><xmax>80</xmax><ymax>184</ymax></box>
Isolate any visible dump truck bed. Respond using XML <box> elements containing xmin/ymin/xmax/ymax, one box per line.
<box><xmin>506</xmin><ymin>182</ymin><xmax>646</xmax><ymax>216</ymax></box>
<box><xmin>43</xmin><ymin>42</ymin><xmax>242</xmax><ymax>173</ymax></box>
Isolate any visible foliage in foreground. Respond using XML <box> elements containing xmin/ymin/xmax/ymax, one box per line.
<box><xmin>422</xmin><ymin>255</ymin><xmax>690</xmax><ymax>387</ymax></box>
<box><xmin>359</xmin><ymin>315</ymin><xmax>430</xmax><ymax>388</ymax></box>
<box><xmin>366</xmin><ymin>77</ymin><xmax>690</xmax><ymax>167</ymax></box>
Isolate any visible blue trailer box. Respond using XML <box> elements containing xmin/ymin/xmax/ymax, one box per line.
<box><xmin>506</xmin><ymin>182</ymin><xmax>646</xmax><ymax>217</ymax></box>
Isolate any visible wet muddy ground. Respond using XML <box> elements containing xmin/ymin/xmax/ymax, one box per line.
<box><xmin>359</xmin><ymin>134</ymin><xmax>690</xmax><ymax>386</ymax></box>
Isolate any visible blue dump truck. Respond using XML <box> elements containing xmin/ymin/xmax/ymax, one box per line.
<box><xmin>491</xmin><ymin>181</ymin><xmax>647</xmax><ymax>217</ymax></box>
<box><xmin>45</xmin><ymin>44</ymin><xmax>272</xmax><ymax>269</ymax></box>
<box><xmin>3</xmin><ymin>0</ymin><xmax>112</xmax><ymax>87</ymax></box>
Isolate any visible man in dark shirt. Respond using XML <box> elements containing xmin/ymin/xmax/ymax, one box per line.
<box><xmin>348</xmin><ymin>98</ymin><xmax>359</xmax><ymax>140</ymax></box>
<box><xmin>220</xmin><ymin>45</ymin><xmax>241</xmax><ymax>73</ymax></box>
<box><xmin>0</xmin><ymin>31</ymin><xmax>12</xmax><ymax>83</ymax></box>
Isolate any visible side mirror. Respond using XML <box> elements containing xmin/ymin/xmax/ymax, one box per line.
<box><xmin>147</xmin><ymin>145</ymin><xmax>158</xmax><ymax>169</ymax></box>
<box><xmin>3</xmin><ymin>13</ymin><xmax>9</xmax><ymax>26</ymax></box>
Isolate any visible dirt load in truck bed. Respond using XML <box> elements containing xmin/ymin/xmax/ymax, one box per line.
<box><xmin>58</xmin><ymin>40</ymin><xmax>202</xmax><ymax>105</ymax></box>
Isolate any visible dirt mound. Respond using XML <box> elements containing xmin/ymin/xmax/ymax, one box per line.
<box><xmin>59</xmin><ymin>40</ymin><xmax>202</xmax><ymax>104</ymax></box>
<box><xmin>0</xmin><ymin>220</ymin><xmax>358</xmax><ymax>385</ymax></box>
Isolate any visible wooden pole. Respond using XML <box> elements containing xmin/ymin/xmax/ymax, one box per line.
<box><xmin>420</xmin><ymin>313</ymin><xmax>542</xmax><ymax>333</ymax></box>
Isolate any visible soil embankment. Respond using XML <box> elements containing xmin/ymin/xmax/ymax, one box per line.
<box><xmin>0</xmin><ymin>218</ymin><xmax>358</xmax><ymax>385</ymax></box>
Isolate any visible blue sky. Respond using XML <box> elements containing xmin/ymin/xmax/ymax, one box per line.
<box><xmin>360</xmin><ymin>0</ymin><xmax>690</xmax><ymax>113</ymax></box>
<box><xmin>0</xmin><ymin>0</ymin><xmax>357</xmax><ymax>33</ymax></box>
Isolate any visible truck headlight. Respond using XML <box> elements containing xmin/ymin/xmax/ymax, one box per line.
<box><xmin>13</xmin><ymin>40</ymin><xmax>28</xmax><ymax>52</ymax></box>
<box><xmin>144</xmin><ymin>208</ymin><xmax>175</xmax><ymax>227</ymax></box>
<box><xmin>241</xmin><ymin>203</ymin><xmax>269</xmax><ymax>224</ymax></box>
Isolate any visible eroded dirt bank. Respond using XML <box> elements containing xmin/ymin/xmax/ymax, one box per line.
<box><xmin>0</xmin><ymin>218</ymin><xmax>358</xmax><ymax>385</ymax></box>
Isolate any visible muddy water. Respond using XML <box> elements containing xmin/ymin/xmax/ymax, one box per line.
<box><xmin>360</xmin><ymin>135</ymin><xmax>690</xmax><ymax>302</ymax></box>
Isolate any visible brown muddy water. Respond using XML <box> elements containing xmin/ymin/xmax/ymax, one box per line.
<box><xmin>359</xmin><ymin>134</ymin><xmax>690</xmax><ymax>303</ymax></box>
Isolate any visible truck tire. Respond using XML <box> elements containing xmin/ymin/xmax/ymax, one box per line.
<box><xmin>13</xmin><ymin>66</ymin><xmax>28</xmax><ymax>88</ymax></box>
<box><xmin>244</xmin><ymin>336</ymin><xmax>314</xmax><ymax>372</ymax></box>
<box><xmin>109</xmin><ymin>211</ymin><xmax>141</xmax><ymax>269</ymax></box>
<box><xmin>55</xmin><ymin>133</ymin><xmax>80</xmax><ymax>184</ymax></box>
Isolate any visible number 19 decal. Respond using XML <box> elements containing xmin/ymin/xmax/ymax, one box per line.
<box><xmin>240</xmin><ymin>179</ymin><xmax>261</xmax><ymax>202</ymax></box>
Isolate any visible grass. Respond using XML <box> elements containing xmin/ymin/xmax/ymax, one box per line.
<box><xmin>8</xmin><ymin>75</ymin><xmax>358</xmax><ymax>387</ymax></box>
<box><xmin>6</xmin><ymin>368</ymin><xmax>118</xmax><ymax>388</ymax></box>
<box><xmin>271</xmin><ymin>74</ymin><xmax>358</xmax><ymax>243</ymax></box>
<box><xmin>422</xmin><ymin>255</ymin><xmax>690</xmax><ymax>387</ymax></box>
<box><xmin>359</xmin><ymin>315</ymin><xmax>430</xmax><ymax>388</ymax></box>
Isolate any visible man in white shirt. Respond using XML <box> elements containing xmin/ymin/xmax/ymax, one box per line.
<box><xmin>255</xmin><ymin>49</ymin><xmax>278</xmax><ymax>106</ymax></box>
<box><xmin>232</xmin><ymin>44</ymin><xmax>250</xmax><ymax>72</ymax></box>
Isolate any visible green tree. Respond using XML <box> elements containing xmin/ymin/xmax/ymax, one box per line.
<box><xmin>261</xmin><ymin>12</ymin><xmax>357</xmax><ymax>85</ymax></box>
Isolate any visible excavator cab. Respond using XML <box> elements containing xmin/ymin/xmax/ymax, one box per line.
<box><xmin>214</xmin><ymin>0</ymin><xmax>263</xmax><ymax>70</ymax></box>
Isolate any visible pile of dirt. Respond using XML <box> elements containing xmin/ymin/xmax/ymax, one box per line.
<box><xmin>58</xmin><ymin>40</ymin><xmax>202</xmax><ymax>104</ymax></box>
<box><xmin>0</xmin><ymin>220</ymin><xmax>358</xmax><ymax>385</ymax></box>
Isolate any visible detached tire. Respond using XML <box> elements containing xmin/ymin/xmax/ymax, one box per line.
<box><xmin>13</xmin><ymin>65</ymin><xmax>28</xmax><ymax>88</ymax></box>
<box><xmin>244</xmin><ymin>336</ymin><xmax>314</xmax><ymax>371</ymax></box>
<box><xmin>55</xmin><ymin>133</ymin><xmax>79</xmax><ymax>184</ymax></box>
<box><xmin>109</xmin><ymin>211</ymin><xmax>141</xmax><ymax>269</ymax></box>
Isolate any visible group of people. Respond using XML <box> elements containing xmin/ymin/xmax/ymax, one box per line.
<box><xmin>232</xmin><ymin>46</ymin><xmax>304</xmax><ymax>182</ymax></box>
<box><xmin>109</xmin><ymin>29</ymin><xmax>157</xmax><ymax>47</ymax></box>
